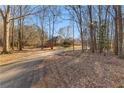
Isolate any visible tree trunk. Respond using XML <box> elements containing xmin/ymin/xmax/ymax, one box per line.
<box><xmin>72</xmin><ymin>18</ymin><xmax>75</xmax><ymax>51</ymax></box>
<box><xmin>79</xmin><ymin>6</ymin><xmax>83</xmax><ymax>52</ymax></box>
<box><xmin>11</xmin><ymin>20</ymin><xmax>14</xmax><ymax>50</ymax></box>
<box><xmin>88</xmin><ymin>5</ymin><xmax>95</xmax><ymax>53</ymax></box>
<box><xmin>117</xmin><ymin>6</ymin><xmax>123</xmax><ymax>57</ymax></box>
<box><xmin>51</xmin><ymin>16</ymin><xmax>55</xmax><ymax>50</ymax></box>
<box><xmin>114</xmin><ymin>6</ymin><xmax>118</xmax><ymax>55</ymax></box>
<box><xmin>18</xmin><ymin>6</ymin><xmax>23</xmax><ymax>51</ymax></box>
<box><xmin>11</xmin><ymin>6</ymin><xmax>15</xmax><ymax>50</ymax></box>
<box><xmin>2</xmin><ymin>6</ymin><xmax>10</xmax><ymax>54</ymax></box>
<box><xmin>2</xmin><ymin>17</ymin><xmax>10</xmax><ymax>53</ymax></box>
<box><xmin>98</xmin><ymin>5</ymin><xmax>103</xmax><ymax>53</ymax></box>
<box><xmin>41</xmin><ymin>23</ymin><xmax>44</xmax><ymax>50</ymax></box>
<box><xmin>80</xmin><ymin>29</ymin><xmax>84</xmax><ymax>52</ymax></box>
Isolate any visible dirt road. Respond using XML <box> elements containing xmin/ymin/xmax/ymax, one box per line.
<box><xmin>0</xmin><ymin>50</ymin><xmax>63</xmax><ymax>88</ymax></box>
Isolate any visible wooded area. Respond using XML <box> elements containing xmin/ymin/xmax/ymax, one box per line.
<box><xmin>0</xmin><ymin>5</ymin><xmax>123</xmax><ymax>57</ymax></box>
<box><xmin>0</xmin><ymin>5</ymin><xmax>124</xmax><ymax>88</ymax></box>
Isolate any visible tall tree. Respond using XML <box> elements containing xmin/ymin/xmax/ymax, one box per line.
<box><xmin>11</xmin><ymin>6</ymin><xmax>15</xmax><ymax>50</ymax></box>
<box><xmin>113</xmin><ymin>6</ymin><xmax>119</xmax><ymax>55</ymax></box>
<box><xmin>67</xmin><ymin>6</ymin><xmax>84</xmax><ymax>52</ymax></box>
<box><xmin>49</xmin><ymin>6</ymin><xmax>60</xmax><ymax>49</ymax></box>
<box><xmin>37</xmin><ymin>6</ymin><xmax>48</xmax><ymax>49</ymax></box>
<box><xmin>88</xmin><ymin>5</ymin><xmax>95</xmax><ymax>53</ymax></box>
<box><xmin>117</xmin><ymin>5</ymin><xmax>123</xmax><ymax>57</ymax></box>
<box><xmin>0</xmin><ymin>5</ymin><xmax>10</xmax><ymax>53</ymax></box>
<box><xmin>18</xmin><ymin>5</ymin><xmax>23</xmax><ymax>51</ymax></box>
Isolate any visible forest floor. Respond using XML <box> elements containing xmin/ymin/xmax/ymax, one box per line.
<box><xmin>1</xmin><ymin>46</ymin><xmax>124</xmax><ymax>88</ymax></box>
<box><xmin>32</xmin><ymin>50</ymin><xmax>124</xmax><ymax>88</ymax></box>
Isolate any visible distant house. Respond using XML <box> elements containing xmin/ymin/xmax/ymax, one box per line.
<box><xmin>44</xmin><ymin>36</ymin><xmax>64</xmax><ymax>47</ymax></box>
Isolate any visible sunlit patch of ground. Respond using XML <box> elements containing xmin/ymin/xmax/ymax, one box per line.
<box><xmin>0</xmin><ymin>46</ymin><xmax>81</xmax><ymax>66</ymax></box>
<box><xmin>0</xmin><ymin>48</ymin><xmax>57</xmax><ymax>65</ymax></box>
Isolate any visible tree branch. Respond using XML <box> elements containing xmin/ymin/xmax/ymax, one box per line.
<box><xmin>0</xmin><ymin>8</ymin><xmax>5</xmax><ymax>19</ymax></box>
<box><xmin>9</xmin><ymin>9</ymin><xmax>47</xmax><ymax>21</ymax></box>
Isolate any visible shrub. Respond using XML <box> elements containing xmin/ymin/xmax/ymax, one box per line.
<box><xmin>61</xmin><ymin>40</ymin><xmax>72</xmax><ymax>47</ymax></box>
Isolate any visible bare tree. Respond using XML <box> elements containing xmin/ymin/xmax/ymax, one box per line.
<box><xmin>0</xmin><ymin>5</ymin><xmax>10</xmax><ymax>53</ymax></box>
<box><xmin>58</xmin><ymin>26</ymin><xmax>72</xmax><ymax>40</ymax></box>
<box><xmin>10</xmin><ymin>5</ymin><xmax>16</xmax><ymax>50</ymax></box>
<box><xmin>117</xmin><ymin>6</ymin><xmax>123</xmax><ymax>57</ymax></box>
<box><xmin>113</xmin><ymin>6</ymin><xmax>119</xmax><ymax>55</ymax></box>
<box><xmin>88</xmin><ymin>5</ymin><xmax>95</xmax><ymax>53</ymax></box>
<box><xmin>67</xmin><ymin>6</ymin><xmax>84</xmax><ymax>52</ymax></box>
<box><xmin>18</xmin><ymin>5</ymin><xmax>23</xmax><ymax>51</ymax></box>
<box><xmin>48</xmin><ymin>6</ymin><xmax>61</xmax><ymax>49</ymax></box>
<box><xmin>37</xmin><ymin>6</ymin><xmax>48</xmax><ymax>49</ymax></box>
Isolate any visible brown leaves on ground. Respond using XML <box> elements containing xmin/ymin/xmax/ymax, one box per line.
<box><xmin>32</xmin><ymin>51</ymin><xmax>124</xmax><ymax>88</ymax></box>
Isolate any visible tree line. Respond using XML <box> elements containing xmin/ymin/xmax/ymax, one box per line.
<box><xmin>0</xmin><ymin>5</ymin><xmax>123</xmax><ymax>58</ymax></box>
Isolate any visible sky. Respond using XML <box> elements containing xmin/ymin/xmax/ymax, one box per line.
<box><xmin>24</xmin><ymin>5</ymin><xmax>80</xmax><ymax>39</ymax></box>
<box><xmin>20</xmin><ymin>5</ymin><xmax>124</xmax><ymax>39</ymax></box>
